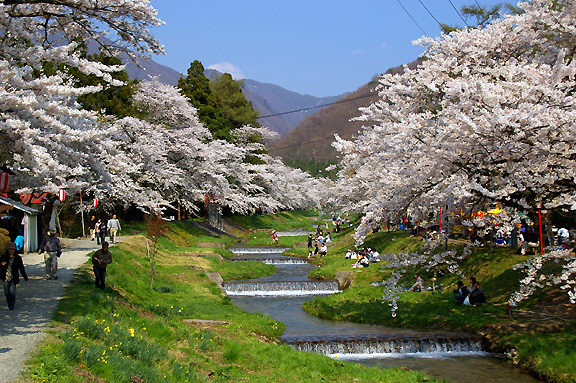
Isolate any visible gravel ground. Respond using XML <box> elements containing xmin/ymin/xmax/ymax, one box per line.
<box><xmin>0</xmin><ymin>238</ymin><xmax>103</xmax><ymax>383</ymax></box>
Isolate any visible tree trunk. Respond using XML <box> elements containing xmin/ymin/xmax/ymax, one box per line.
<box><xmin>38</xmin><ymin>197</ymin><xmax>55</xmax><ymax>240</ymax></box>
<box><xmin>150</xmin><ymin>263</ymin><xmax>155</xmax><ymax>289</ymax></box>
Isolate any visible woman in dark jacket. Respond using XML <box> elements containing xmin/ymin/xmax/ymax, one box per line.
<box><xmin>0</xmin><ymin>242</ymin><xmax>28</xmax><ymax>310</ymax></box>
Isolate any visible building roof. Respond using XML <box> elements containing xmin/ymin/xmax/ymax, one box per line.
<box><xmin>0</xmin><ymin>195</ymin><xmax>40</xmax><ymax>215</ymax></box>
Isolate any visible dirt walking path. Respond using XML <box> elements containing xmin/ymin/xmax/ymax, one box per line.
<box><xmin>0</xmin><ymin>238</ymin><xmax>102</xmax><ymax>383</ymax></box>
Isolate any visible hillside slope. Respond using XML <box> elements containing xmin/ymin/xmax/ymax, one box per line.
<box><xmin>267</xmin><ymin>59</ymin><xmax>423</xmax><ymax>162</ymax></box>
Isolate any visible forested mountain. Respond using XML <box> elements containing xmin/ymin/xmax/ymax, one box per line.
<box><xmin>242</xmin><ymin>79</ymin><xmax>343</xmax><ymax>136</ymax></box>
<box><xmin>123</xmin><ymin>58</ymin><xmax>344</xmax><ymax>136</ymax></box>
<box><xmin>266</xmin><ymin>59</ymin><xmax>423</xmax><ymax>163</ymax></box>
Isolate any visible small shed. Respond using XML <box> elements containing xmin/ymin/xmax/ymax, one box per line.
<box><xmin>0</xmin><ymin>195</ymin><xmax>40</xmax><ymax>253</ymax></box>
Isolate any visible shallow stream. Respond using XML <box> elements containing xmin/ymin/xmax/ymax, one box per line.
<box><xmin>226</xmin><ymin>248</ymin><xmax>541</xmax><ymax>383</ymax></box>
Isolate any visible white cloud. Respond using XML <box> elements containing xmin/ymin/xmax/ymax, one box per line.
<box><xmin>351</xmin><ymin>49</ymin><xmax>363</xmax><ymax>55</ymax></box>
<box><xmin>207</xmin><ymin>62</ymin><xmax>245</xmax><ymax>80</ymax></box>
<box><xmin>380</xmin><ymin>42</ymin><xmax>388</xmax><ymax>49</ymax></box>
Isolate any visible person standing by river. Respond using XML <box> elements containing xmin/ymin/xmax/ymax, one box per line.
<box><xmin>0</xmin><ymin>242</ymin><xmax>28</xmax><ymax>310</ymax></box>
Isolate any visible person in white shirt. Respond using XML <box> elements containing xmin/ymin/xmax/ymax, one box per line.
<box><xmin>557</xmin><ymin>227</ymin><xmax>569</xmax><ymax>246</ymax></box>
<box><xmin>107</xmin><ymin>214</ymin><xmax>122</xmax><ymax>244</ymax></box>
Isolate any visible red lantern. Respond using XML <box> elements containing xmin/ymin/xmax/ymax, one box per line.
<box><xmin>58</xmin><ymin>189</ymin><xmax>65</xmax><ymax>202</ymax></box>
<box><xmin>0</xmin><ymin>172</ymin><xmax>9</xmax><ymax>192</ymax></box>
<box><xmin>92</xmin><ymin>198</ymin><xmax>98</xmax><ymax>208</ymax></box>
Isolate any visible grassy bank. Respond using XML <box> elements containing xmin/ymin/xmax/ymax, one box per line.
<box><xmin>20</xmin><ymin>212</ymin><xmax>439</xmax><ymax>383</ymax></box>
<box><xmin>301</xmin><ymin>228</ymin><xmax>576</xmax><ymax>383</ymax></box>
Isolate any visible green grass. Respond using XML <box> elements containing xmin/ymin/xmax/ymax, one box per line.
<box><xmin>241</xmin><ymin>231</ymin><xmax>308</xmax><ymax>247</ymax></box>
<box><xmin>227</xmin><ymin>209</ymin><xmax>320</xmax><ymax>230</ymax></box>
<box><xmin>22</xmin><ymin>216</ymin><xmax>442</xmax><ymax>383</ymax></box>
<box><xmin>501</xmin><ymin>327</ymin><xmax>576</xmax><ymax>383</ymax></box>
<box><xmin>23</xmin><ymin>209</ymin><xmax>576</xmax><ymax>383</ymax></box>
<box><xmin>297</xmin><ymin>227</ymin><xmax>576</xmax><ymax>383</ymax></box>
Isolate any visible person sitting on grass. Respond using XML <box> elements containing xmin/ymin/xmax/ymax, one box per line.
<box><xmin>468</xmin><ymin>276</ymin><xmax>477</xmax><ymax>295</ymax></box>
<box><xmin>469</xmin><ymin>281</ymin><xmax>487</xmax><ymax>306</ymax></box>
<box><xmin>352</xmin><ymin>254</ymin><xmax>369</xmax><ymax>268</ymax></box>
<box><xmin>519</xmin><ymin>228</ymin><xmax>539</xmax><ymax>255</ymax></box>
<box><xmin>408</xmin><ymin>274</ymin><xmax>424</xmax><ymax>292</ymax></box>
<box><xmin>453</xmin><ymin>280</ymin><xmax>469</xmax><ymax>305</ymax></box>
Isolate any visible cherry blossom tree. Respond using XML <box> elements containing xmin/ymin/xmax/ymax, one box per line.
<box><xmin>110</xmin><ymin>78</ymin><xmax>323</xmax><ymax>214</ymax></box>
<box><xmin>331</xmin><ymin>0</ymin><xmax>576</xmax><ymax>241</ymax></box>
<box><xmin>0</xmin><ymin>0</ymin><xmax>163</xmax><ymax>198</ymax></box>
<box><xmin>329</xmin><ymin>0</ymin><xmax>576</xmax><ymax>308</ymax></box>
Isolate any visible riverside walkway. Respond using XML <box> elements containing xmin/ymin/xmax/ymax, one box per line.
<box><xmin>0</xmin><ymin>238</ymin><xmax>101</xmax><ymax>383</ymax></box>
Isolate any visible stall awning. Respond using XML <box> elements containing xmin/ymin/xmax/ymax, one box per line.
<box><xmin>0</xmin><ymin>195</ymin><xmax>40</xmax><ymax>215</ymax></box>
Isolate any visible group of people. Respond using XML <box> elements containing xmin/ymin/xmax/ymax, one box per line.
<box><xmin>0</xmin><ymin>219</ymin><xmax>117</xmax><ymax>310</ymax></box>
<box><xmin>453</xmin><ymin>277</ymin><xmax>486</xmax><ymax>306</ymax></box>
<box><xmin>345</xmin><ymin>247</ymin><xmax>381</xmax><ymax>268</ymax></box>
<box><xmin>307</xmin><ymin>227</ymin><xmax>332</xmax><ymax>257</ymax></box>
<box><xmin>88</xmin><ymin>214</ymin><xmax>122</xmax><ymax>245</ymax></box>
<box><xmin>405</xmin><ymin>274</ymin><xmax>487</xmax><ymax>306</ymax></box>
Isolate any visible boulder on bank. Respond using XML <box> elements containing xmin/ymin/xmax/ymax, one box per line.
<box><xmin>335</xmin><ymin>271</ymin><xmax>353</xmax><ymax>290</ymax></box>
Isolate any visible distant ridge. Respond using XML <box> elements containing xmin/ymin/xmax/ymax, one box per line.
<box><xmin>123</xmin><ymin>57</ymin><xmax>182</xmax><ymax>85</ymax></box>
<box><xmin>123</xmin><ymin>58</ymin><xmax>344</xmax><ymax>136</ymax></box>
<box><xmin>243</xmin><ymin>79</ymin><xmax>344</xmax><ymax>136</ymax></box>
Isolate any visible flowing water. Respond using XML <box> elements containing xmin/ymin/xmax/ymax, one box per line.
<box><xmin>227</xmin><ymin>248</ymin><xmax>541</xmax><ymax>383</ymax></box>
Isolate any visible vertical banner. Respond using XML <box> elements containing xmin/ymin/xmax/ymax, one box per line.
<box><xmin>0</xmin><ymin>172</ymin><xmax>9</xmax><ymax>192</ymax></box>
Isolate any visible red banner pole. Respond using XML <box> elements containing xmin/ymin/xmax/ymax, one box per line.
<box><xmin>538</xmin><ymin>208</ymin><xmax>544</xmax><ymax>255</ymax></box>
<box><xmin>439</xmin><ymin>206</ymin><xmax>443</xmax><ymax>231</ymax></box>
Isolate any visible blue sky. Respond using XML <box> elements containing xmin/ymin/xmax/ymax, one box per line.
<box><xmin>149</xmin><ymin>0</ymin><xmax>505</xmax><ymax>97</ymax></box>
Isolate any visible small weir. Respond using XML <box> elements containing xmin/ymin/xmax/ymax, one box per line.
<box><xmin>281</xmin><ymin>333</ymin><xmax>482</xmax><ymax>356</ymax></box>
<box><xmin>228</xmin><ymin>247</ymin><xmax>290</xmax><ymax>254</ymax></box>
<box><xmin>223</xmin><ymin>281</ymin><xmax>339</xmax><ymax>296</ymax></box>
<box><xmin>231</xmin><ymin>257</ymin><xmax>308</xmax><ymax>265</ymax></box>
<box><xmin>276</xmin><ymin>230</ymin><xmax>310</xmax><ymax>237</ymax></box>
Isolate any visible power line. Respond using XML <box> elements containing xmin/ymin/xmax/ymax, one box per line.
<box><xmin>417</xmin><ymin>0</ymin><xmax>442</xmax><ymax>29</ymax></box>
<box><xmin>395</xmin><ymin>0</ymin><xmax>428</xmax><ymax>36</ymax></box>
<box><xmin>448</xmin><ymin>0</ymin><xmax>470</xmax><ymax>28</ymax></box>
<box><xmin>258</xmin><ymin>92</ymin><xmax>376</xmax><ymax>120</ymax></box>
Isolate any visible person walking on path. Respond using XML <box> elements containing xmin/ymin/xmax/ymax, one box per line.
<box><xmin>92</xmin><ymin>241</ymin><xmax>113</xmax><ymax>290</ymax></box>
<box><xmin>0</xmin><ymin>242</ymin><xmax>28</xmax><ymax>310</ymax></box>
<box><xmin>88</xmin><ymin>215</ymin><xmax>97</xmax><ymax>241</ymax></box>
<box><xmin>107</xmin><ymin>214</ymin><xmax>121</xmax><ymax>244</ymax></box>
<box><xmin>38</xmin><ymin>229</ymin><xmax>62</xmax><ymax>280</ymax></box>
<box><xmin>0</xmin><ymin>238</ymin><xmax>100</xmax><ymax>383</ymax></box>
<box><xmin>97</xmin><ymin>219</ymin><xmax>107</xmax><ymax>245</ymax></box>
